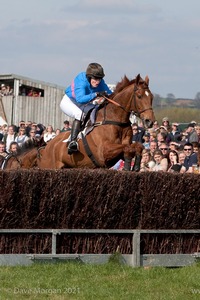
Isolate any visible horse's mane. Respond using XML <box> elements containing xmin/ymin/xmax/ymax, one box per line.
<box><xmin>111</xmin><ymin>75</ymin><xmax>147</xmax><ymax>98</ymax></box>
<box><xmin>113</xmin><ymin>75</ymin><xmax>135</xmax><ymax>95</ymax></box>
<box><xmin>112</xmin><ymin>74</ymin><xmax>146</xmax><ymax>97</ymax></box>
<box><xmin>18</xmin><ymin>138</ymin><xmax>46</xmax><ymax>155</ymax></box>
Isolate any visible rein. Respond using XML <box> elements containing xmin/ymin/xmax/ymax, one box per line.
<box><xmin>103</xmin><ymin>85</ymin><xmax>153</xmax><ymax>118</ymax></box>
<box><xmin>1</xmin><ymin>154</ymin><xmax>22</xmax><ymax>169</ymax></box>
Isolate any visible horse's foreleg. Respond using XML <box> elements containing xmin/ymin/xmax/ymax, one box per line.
<box><xmin>123</xmin><ymin>142</ymin><xmax>144</xmax><ymax>171</ymax></box>
<box><xmin>130</xmin><ymin>142</ymin><xmax>144</xmax><ymax>172</ymax></box>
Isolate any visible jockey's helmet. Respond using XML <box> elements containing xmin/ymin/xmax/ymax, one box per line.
<box><xmin>86</xmin><ymin>63</ymin><xmax>105</xmax><ymax>79</ymax></box>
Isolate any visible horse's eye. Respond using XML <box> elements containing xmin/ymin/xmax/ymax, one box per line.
<box><xmin>137</xmin><ymin>94</ymin><xmax>142</xmax><ymax>99</ymax></box>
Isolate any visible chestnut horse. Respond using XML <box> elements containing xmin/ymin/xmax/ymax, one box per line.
<box><xmin>0</xmin><ymin>139</ymin><xmax>45</xmax><ymax>170</ymax></box>
<box><xmin>0</xmin><ymin>148</ymin><xmax>38</xmax><ymax>170</ymax></box>
<box><xmin>37</xmin><ymin>74</ymin><xmax>155</xmax><ymax>170</ymax></box>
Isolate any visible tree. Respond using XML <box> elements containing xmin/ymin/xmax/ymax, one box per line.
<box><xmin>194</xmin><ymin>92</ymin><xmax>200</xmax><ymax>108</ymax></box>
<box><xmin>166</xmin><ymin>93</ymin><xmax>175</xmax><ymax>100</ymax></box>
<box><xmin>153</xmin><ymin>93</ymin><xmax>162</xmax><ymax>107</ymax></box>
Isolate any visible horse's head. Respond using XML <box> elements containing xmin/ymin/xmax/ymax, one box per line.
<box><xmin>111</xmin><ymin>74</ymin><xmax>155</xmax><ymax>129</ymax></box>
<box><xmin>131</xmin><ymin>74</ymin><xmax>155</xmax><ymax>128</ymax></box>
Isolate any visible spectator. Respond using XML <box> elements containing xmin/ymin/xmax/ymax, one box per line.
<box><xmin>169</xmin><ymin>141</ymin><xmax>180</xmax><ymax>151</ymax></box>
<box><xmin>159</xmin><ymin>142</ymin><xmax>169</xmax><ymax>158</ymax></box>
<box><xmin>131</xmin><ymin>123</ymin><xmax>145</xmax><ymax>144</ymax></box>
<box><xmin>16</xmin><ymin>120</ymin><xmax>26</xmax><ymax>133</ymax></box>
<box><xmin>28</xmin><ymin>89</ymin><xmax>39</xmax><ymax>97</ymax></box>
<box><xmin>183</xmin><ymin>142</ymin><xmax>198</xmax><ymax>173</ymax></box>
<box><xmin>0</xmin><ymin>84</ymin><xmax>13</xmax><ymax>96</ymax></box>
<box><xmin>36</xmin><ymin>123</ymin><xmax>45</xmax><ymax>138</ymax></box>
<box><xmin>195</xmin><ymin>125</ymin><xmax>200</xmax><ymax>143</ymax></box>
<box><xmin>15</xmin><ymin>127</ymin><xmax>29</xmax><ymax>147</ymax></box>
<box><xmin>3</xmin><ymin>125</ymin><xmax>18</xmax><ymax>152</ymax></box>
<box><xmin>8</xmin><ymin>141</ymin><xmax>20</xmax><ymax>154</ymax></box>
<box><xmin>143</xmin><ymin>132</ymin><xmax>150</xmax><ymax>149</ymax></box>
<box><xmin>140</xmin><ymin>149</ymin><xmax>152</xmax><ymax>171</ymax></box>
<box><xmin>0</xmin><ymin>84</ymin><xmax>6</xmax><ymax>96</ymax></box>
<box><xmin>28</xmin><ymin>129</ymin><xmax>37</xmax><ymax>142</ymax></box>
<box><xmin>149</xmin><ymin>130</ymin><xmax>157</xmax><ymax>142</ymax></box>
<box><xmin>0</xmin><ymin>141</ymin><xmax>8</xmax><ymax>157</ymax></box>
<box><xmin>5</xmin><ymin>85</ymin><xmax>13</xmax><ymax>95</ymax></box>
<box><xmin>178</xmin><ymin>151</ymin><xmax>186</xmax><ymax>165</ymax></box>
<box><xmin>1</xmin><ymin>124</ymin><xmax>8</xmax><ymax>136</ymax></box>
<box><xmin>152</xmin><ymin>120</ymin><xmax>160</xmax><ymax>132</ymax></box>
<box><xmin>192</xmin><ymin>142</ymin><xmax>200</xmax><ymax>154</ymax></box>
<box><xmin>161</xmin><ymin>117</ymin><xmax>171</xmax><ymax>132</ymax></box>
<box><xmin>167</xmin><ymin>150</ymin><xmax>186</xmax><ymax>173</ymax></box>
<box><xmin>168</xmin><ymin>122</ymin><xmax>182</xmax><ymax>143</ymax></box>
<box><xmin>186</xmin><ymin>123</ymin><xmax>198</xmax><ymax>143</ymax></box>
<box><xmin>43</xmin><ymin>125</ymin><xmax>56</xmax><ymax>143</ymax></box>
<box><xmin>149</xmin><ymin>140</ymin><xmax>158</xmax><ymax>158</ymax></box>
<box><xmin>25</xmin><ymin>121</ymin><xmax>33</xmax><ymax>136</ymax></box>
<box><xmin>150</xmin><ymin>149</ymin><xmax>168</xmax><ymax>172</ymax></box>
<box><xmin>156</xmin><ymin>132</ymin><xmax>167</xmax><ymax>147</ymax></box>
<box><xmin>61</xmin><ymin>120</ymin><xmax>71</xmax><ymax>132</ymax></box>
<box><xmin>55</xmin><ymin>128</ymin><xmax>61</xmax><ymax>136</ymax></box>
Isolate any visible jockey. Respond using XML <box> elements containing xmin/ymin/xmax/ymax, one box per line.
<box><xmin>60</xmin><ymin>62</ymin><xmax>112</xmax><ymax>154</ymax></box>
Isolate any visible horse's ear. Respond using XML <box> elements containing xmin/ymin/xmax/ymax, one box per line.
<box><xmin>135</xmin><ymin>74</ymin><xmax>140</xmax><ymax>85</ymax></box>
<box><xmin>145</xmin><ymin>75</ymin><xmax>149</xmax><ymax>85</ymax></box>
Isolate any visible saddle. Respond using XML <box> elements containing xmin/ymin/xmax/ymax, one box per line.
<box><xmin>80</xmin><ymin>105</ymin><xmax>102</xmax><ymax>136</ymax></box>
<box><xmin>63</xmin><ymin>103</ymin><xmax>106</xmax><ymax>144</ymax></box>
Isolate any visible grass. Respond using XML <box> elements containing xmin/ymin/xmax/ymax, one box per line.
<box><xmin>0</xmin><ymin>261</ymin><xmax>200</xmax><ymax>300</ymax></box>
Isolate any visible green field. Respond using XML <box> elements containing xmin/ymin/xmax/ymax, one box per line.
<box><xmin>153</xmin><ymin>107</ymin><xmax>200</xmax><ymax>125</ymax></box>
<box><xmin>0</xmin><ymin>261</ymin><xmax>200</xmax><ymax>300</ymax></box>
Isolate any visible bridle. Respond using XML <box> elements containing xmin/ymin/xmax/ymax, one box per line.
<box><xmin>131</xmin><ymin>86</ymin><xmax>153</xmax><ymax>118</ymax></box>
<box><xmin>1</xmin><ymin>153</ymin><xmax>22</xmax><ymax>169</ymax></box>
<box><xmin>103</xmin><ymin>84</ymin><xmax>153</xmax><ymax>119</ymax></box>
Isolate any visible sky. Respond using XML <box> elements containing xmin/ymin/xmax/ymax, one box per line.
<box><xmin>0</xmin><ymin>0</ymin><xmax>200</xmax><ymax>99</ymax></box>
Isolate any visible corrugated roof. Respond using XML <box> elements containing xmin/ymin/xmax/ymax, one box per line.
<box><xmin>0</xmin><ymin>74</ymin><xmax>65</xmax><ymax>89</ymax></box>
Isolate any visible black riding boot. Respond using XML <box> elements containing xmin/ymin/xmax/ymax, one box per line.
<box><xmin>132</xmin><ymin>155</ymin><xmax>142</xmax><ymax>172</ymax></box>
<box><xmin>68</xmin><ymin>119</ymin><xmax>81</xmax><ymax>155</ymax></box>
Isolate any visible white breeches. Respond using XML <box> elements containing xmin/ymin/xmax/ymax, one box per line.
<box><xmin>60</xmin><ymin>94</ymin><xmax>83</xmax><ymax>120</ymax></box>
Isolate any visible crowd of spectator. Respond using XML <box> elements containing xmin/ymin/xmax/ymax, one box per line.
<box><xmin>112</xmin><ymin>117</ymin><xmax>200</xmax><ymax>173</ymax></box>
<box><xmin>1</xmin><ymin>117</ymin><xmax>200</xmax><ymax>174</ymax></box>
<box><xmin>0</xmin><ymin>120</ymin><xmax>71</xmax><ymax>157</ymax></box>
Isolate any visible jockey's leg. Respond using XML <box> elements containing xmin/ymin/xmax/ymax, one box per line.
<box><xmin>68</xmin><ymin>119</ymin><xmax>81</xmax><ymax>154</ymax></box>
<box><xmin>60</xmin><ymin>95</ymin><xmax>83</xmax><ymax>155</ymax></box>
